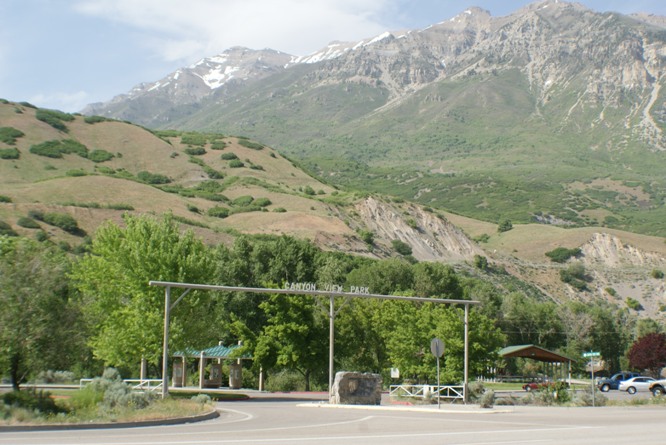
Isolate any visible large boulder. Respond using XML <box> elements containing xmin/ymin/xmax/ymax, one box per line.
<box><xmin>330</xmin><ymin>371</ymin><xmax>382</xmax><ymax>405</ymax></box>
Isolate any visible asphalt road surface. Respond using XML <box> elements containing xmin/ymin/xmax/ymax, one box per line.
<box><xmin>1</xmin><ymin>395</ymin><xmax>664</xmax><ymax>445</ymax></box>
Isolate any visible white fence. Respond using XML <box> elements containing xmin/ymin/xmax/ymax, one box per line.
<box><xmin>389</xmin><ymin>384</ymin><xmax>464</xmax><ymax>401</ymax></box>
<box><xmin>79</xmin><ymin>378</ymin><xmax>163</xmax><ymax>392</ymax></box>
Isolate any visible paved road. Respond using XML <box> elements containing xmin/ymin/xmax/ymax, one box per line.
<box><xmin>1</xmin><ymin>395</ymin><xmax>664</xmax><ymax>445</ymax></box>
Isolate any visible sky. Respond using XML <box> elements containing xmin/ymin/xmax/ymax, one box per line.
<box><xmin>2</xmin><ymin>0</ymin><xmax>666</xmax><ymax>113</ymax></box>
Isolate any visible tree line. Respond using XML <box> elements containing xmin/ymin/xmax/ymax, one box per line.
<box><xmin>1</xmin><ymin>213</ymin><xmax>664</xmax><ymax>390</ymax></box>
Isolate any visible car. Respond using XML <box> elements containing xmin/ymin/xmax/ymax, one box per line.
<box><xmin>618</xmin><ymin>376</ymin><xmax>656</xmax><ymax>394</ymax></box>
<box><xmin>596</xmin><ymin>371</ymin><xmax>640</xmax><ymax>392</ymax></box>
<box><xmin>523</xmin><ymin>382</ymin><xmax>548</xmax><ymax>391</ymax></box>
<box><xmin>649</xmin><ymin>379</ymin><xmax>666</xmax><ymax>397</ymax></box>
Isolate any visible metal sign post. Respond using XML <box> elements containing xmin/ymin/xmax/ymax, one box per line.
<box><xmin>583</xmin><ymin>351</ymin><xmax>600</xmax><ymax>407</ymax></box>
<box><xmin>430</xmin><ymin>338</ymin><xmax>444</xmax><ymax>409</ymax></box>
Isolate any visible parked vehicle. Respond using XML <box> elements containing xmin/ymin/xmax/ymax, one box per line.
<box><xmin>649</xmin><ymin>379</ymin><xmax>666</xmax><ymax>396</ymax></box>
<box><xmin>596</xmin><ymin>371</ymin><xmax>640</xmax><ymax>392</ymax></box>
<box><xmin>618</xmin><ymin>376</ymin><xmax>656</xmax><ymax>394</ymax></box>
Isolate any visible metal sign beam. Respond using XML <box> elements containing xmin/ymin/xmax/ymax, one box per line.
<box><xmin>149</xmin><ymin>280</ymin><xmax>480</xmax><ymax>402</ymax></box>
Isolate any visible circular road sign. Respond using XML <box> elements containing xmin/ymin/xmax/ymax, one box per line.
<box><xmin>430</xmin><ymin>338</ymin><xmax>444</xmax><ymax>358</ymax></box>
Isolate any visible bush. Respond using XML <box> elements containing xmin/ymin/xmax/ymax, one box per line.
<box><xmin>232</xmin><ymin>195</ymin><xmax>254</xmax><ymax>207</ymax></box>
<box><xmin>0</xmin><ymin>126</ymin><xmax>25</xmax><ymax>144</ymax></box>
<box><xmin>208</xmin><ymin>206</ymin><xmax>230</xmax><ymax>218</ymax></box>
<box><xmin>211</xmin><ymin>141</ymin><xmax>226</xmax><ymax>150</ymax></box>
<box><xmin>184</xmin><ymin>147</ymin><xmax>206</xmax><ymax>156</ymax></box>
<box><xmin>88</xmin><ymin>149</ymin><xmax>114</xmax><ymax>163</ymax></box>
<box><xmin>626</xmin><ymin>297</ymin><xmax>643</xmax><ymax>310</ymax></box>
<box><xmin>0</xmin><ymin>195</ymin><xmax>12</xmax><ymax>203</ymax></box>
<box><xmin>29</xmin><ymin>139</ymin><xmax>89</xmax><ymax>159</ymax></box>
<box><xmin>651</xmin><ymin>269</ymin><xmax>664</xmax><ymax>279</ymax></box>
<box><xmin>229</xmin><ymin>159</ymin><xmax>244</xmax><ymax>168</ymax></box>
<box><xmin>16</xmin><ymin>216</ymin><xmax>40</xmax><ymax>229</ymax></box>
<box><xmin>303</xmin><ymin>185</ymin><xmax>316</xmax><ymax>196</ymax></box>
<box><xmin>33</xmin><ymin>211</ymin><xmax>83</xmax><ymax>234</ymax></box>
<box><xmin>254</xmin><ymin>197</ymin><xmax>272</xmax><ymax>207</ymax></box>
<box><xmin>181</xmin><ymin>133</ymin><xmax>208</xmax><ymax>146</ymax></box>
<box><xmin>84</xmin><ymin>115</ymin><xmax>112</xmax><ymax>124</ymax></box>
<box><xmin>220</xmin><ymin>152</ymin><xmax>238</xmax><ymax>160</ymax></box>
<box><xmin>2</xmin><ymin>389</ymin><xmax>66</xmax><ymax>415</ymax></box>
<box><xmin>273</xmin><ymin>207</ymin><xmax>287</xmax><ymax>213</ymax></box>
<box><xmin>358</xmin><ymin>229</ymin><xmax>374</xmax><ymax>245</ymax></box>
<box><xmin>0</xmin><ymin>147</ymin><xmax>20</xmax><ymax>159</ymax></box>
<box><xmin>392</xmin><ymin>239</ymin><xmax>412</xmax><ymax>256</ymax></box>
<box><xmin>138</xmin><ymin>171</ymin><xmax>172</xmax><ymax>184</ymax></box>
<box><xmin>497</xmin><ymin>218</ymin><xmax>513</xmax><ymax>233</ymax></box>
<box><xmin>265</xmin><ymin>370</ymin><xmax>304</xmax><ymax>392</ymax></box>
<box><xmin>545</xmin><ymin>247</ymin><xmax>581</xmax><ymax>263</ymax></box>
<box><xmin>237</xmin><ymin>138</ymin><xmax>264</xmax><ymax>150</ymax></box>
<box><xmin>35</xmin><ymin>108</ymin><xmax>74</xmax><ymax>132</ymax></box>
<box><xmin>0</xmin><ymin>220</ymin><xmax>18</xmax><ymax>236</ymax></box>
<box><xmin>66</xmin><ymin>169</ymin><xmax>87</xmax><ymax>177</ymax></box>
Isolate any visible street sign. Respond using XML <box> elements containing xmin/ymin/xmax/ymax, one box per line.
<box><xmin>430</xmin><ymin>338</ymin><xmax>444</xmax><ymax>358</ymax></box>
<box><xmin>583</xmin><ymin>351</ymin><xmax>600</xmax><ymax>358</ymax></box>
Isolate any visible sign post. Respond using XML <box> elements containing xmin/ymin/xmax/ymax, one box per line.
<box><xmin>583</xmin><ymin>351</ymin><xmax>600</xmax><ymax>407</ymax></box>
<box><xmin>430</xmin><ymin>338</ymin><xmax>444</xmax><ymax>409</ymax></box>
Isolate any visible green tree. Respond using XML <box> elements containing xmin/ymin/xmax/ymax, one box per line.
<box><xmin>254</xmin><ymin>294</ymin><xmax>328</xmax><ymax>391</ymax></box>
<box><xmin>69</xmin><ymin>214</ymin><xmax>216</xmax><ymax>372</ymax></box>
<box><xmin>497</xmin><ymin>219</ymin><xmax>512</xmax><ymax>233</ymax></box>
<box><xmin>0</xmin><ymin>237</ymin><xmax>86</xmax><ymax>389</ymax></box>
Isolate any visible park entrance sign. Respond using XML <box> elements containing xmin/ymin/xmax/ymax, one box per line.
<box><xmin>149</xmin><ymin>281</ymin><xmax>480</xmax><ymax>402</ymax></box>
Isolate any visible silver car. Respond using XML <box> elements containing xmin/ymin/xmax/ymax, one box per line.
<box><xmin>618</xmin><ymin>376</ymin><xmax>656</xmax><ymax>394</ymax></box>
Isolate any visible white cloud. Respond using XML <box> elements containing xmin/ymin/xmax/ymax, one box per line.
<box><xmin>74</xmin><ymin>0</ymin><xmax>393</xmax><ymax>63</ymax></box>
<box><xmin>28</xmin><ymin>91</ymin><xmax>91</xmax><ymax>113</ymax></box>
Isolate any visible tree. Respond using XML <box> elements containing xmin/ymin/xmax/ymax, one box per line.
<box><xmin>628</xmin><ymin>333</ymin><xmax>666</xmax><ymax>377</ymax></box>
<box><xmin>254</xmin><ymin>294</ymin><xmax>328</xmax><ymax>391</ymax></box>
<box><xmin>497</xmin><ymin>219</ymin><xmax>512</xmax><ymax>233</ymax></box>
<box><xmin>69</xmin><ymin>214</ymin><xmax>217</xmax><ymax>373</ymax></box>
<box><xmin>0</xmin><ymin>237</ymin><xmax>86</xmax><ymax>389</ymax></box>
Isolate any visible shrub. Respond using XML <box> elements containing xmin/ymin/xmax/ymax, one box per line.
<box><xmin>0</xmin><ymin>147</ymin><xmax>20</xmax><ymax>159</ymax></box>
<box><xmin>265</xmin><ymin>370</ymin><xmax>303</xmax><ymax>392</ymax></box>
<box><xmin>273</xmin><ymin>207</ymin><xmax>287</xmax><ymax>213</ymax></box>
<box><xmin>605</xmin><ymin>287</ymin><xmax>618</xmax><ymax>297</ymax></box>
<box><xmin>66</xmin><ymin>169</ymin><xmax>87</xmax><ymax>177</ymax></box>
<box><xmin>35</xmin><ymin>108</ymin><xmax>74</xmax><ymax>132</ymax></box>
<box><xmin>138</xmin><ymin>171</ymin><xmax>172</xmax><ymax>184</ymax></box>
<box><xmin>254</xmin><ymin>197</ymin><xmax>272</xmax><ymax>207</ymax></box>
<box><xmin>211</xmin><ymin>141</ymin><xmax>226</xmax><ymax>150</ymax></box>
<box><xmin>2</xmin><ymin>389</ymin><xmax>65</xmax><ymax>415</ymax></box>
<box><xmin>184</xmin><ymin>147</ymin><xmax>206</xmax><ymax>156</ymax></box>
<box><xmin>0</xmin><ymin>126</ymin><xmax>25</xmax><ymax>144</ymax></box>
<box><xmin>545</xmin><ymin>247</ymin><xmax>581</xmax><ymax>263</ymax></box>
<box><xmin>29</xmin><ymin>139</ymin><xmax>89</xmax><ymax>158</ymax></box>
<box><xmin>651</xmin><ymin>269</ymin><xmax>664</xmax><ymax>279</ymax></box>
<box><xmin>358</xmin><ymin>229</ymin><xmax>374</xmax><ymax>245</ymax></box>
<box><xmin>33</xmin><ymin>211</ymin><xmax>83</xmax><ymax>235</ymax></box>
<box><xmin>83</xmin><ymin>115</ymin><xmax>112</xmax><ymax>124</ymax></box>
<box><xmin>303</xmin><ymin>185</ymin><xmax>316</xmax><ymax>196</ymax></box>
<box><xmin>497</xmin><ymin>218</ymin><xmax>513</xmax><ymax>233</ymax></box>
<box><xmin>35</xmin><ymin>370</ymin><xmax>75</xmax><ymax>384</ymax></box>
<box><xmin>0</xmin><ymin>220</ymin><xmax>18</xmax><ymax>236</ymax></box>
<box><xmin>88</xmin><ymin>149</ymin><xmax>114</xmax><ymax>163</ymax></box>
<box><xmin>107</xmin><ymin>203</ymin><xmax>134</xmax><ymax>210</ymax></box>
<box><xmin>237</xmin><ymin>138</ymin><xmax>264</xmax><ymax>150</ymax></box>
<box><xmin>181</xmin><ymin>133</ymin><xmax>208</xmax><ymax>146</ymax></box>
<box><xmin>249</xmin><ymin>164</ymin><xmax>264</xmax><ymax>170</ymax></box>
<box><xmin>232</xmin><ymin>195</ymin><xmax>254</xmax><ymax>207</ymax></box>
<box><xmin>626</xmin><ymin>297</ymin><xmax>643</xmax><ymax>310</ymax></box>
<box><xmin>187</xmin><ymin>204</ymin><xmax>200</xmax><ymax>214</ymax></box>
<box><xmin>208</xmin><ymin>206</ymin><xmax>230</xmax><ymax>218</ymax></box>
<box><xmin>229</xmin><ymin>159</ymin><xmax>244</xmax><ymax>168</ymax></box>
<box><xmin>0</xmin><ymin>195</ymin><xmax>12</xmax><ymax>203</ymax></box>
<box><xmin>473</xmin><ymin>254</ymin><xmax>489</xmax><ymax>270</ymax></box>
<box><xmin>392</xmin><ymin>239</ymin><xmax>412</xmax><ymax>256</ymax></box>
<box><xmin>16</xmin><ymin>216</ymin><xmax>41</xmax><ymax>229</ymax></box>
<box><xmin>220</xmin><ymin>152</ymin><xmax>238</xmax><ymax>160</ymax></box>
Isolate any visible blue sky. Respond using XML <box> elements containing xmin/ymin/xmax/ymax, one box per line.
<box><xmin>2</xmin><ymin>0</ymin><xmax>665</xmax><ymax>112</ymax></box>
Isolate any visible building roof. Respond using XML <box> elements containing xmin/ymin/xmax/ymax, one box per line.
<box><xmin>499</xmin><ymin>344</ymin><xmax>575</xmax><ymax>363</ymax></box>
<box><xmin>173</xmin><ymin>344</ymin><xmax>252</xmax><ymax>360</ymax></box>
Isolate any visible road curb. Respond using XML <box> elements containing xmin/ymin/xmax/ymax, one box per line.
<box><xmin>0</xmin><ymin>408</ymin><xmax>220</xmax><ymax>432</ymax></box>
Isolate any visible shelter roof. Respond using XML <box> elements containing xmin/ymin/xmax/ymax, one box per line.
<box><xmin>499</xmin><ymin>344</ymin><xmax>575</xmax><ymax>363</ymax></box>
<box><xmin>173</xmin><ymin>344</ymin><xmax>252</xmax><ymax>360</ymax></box>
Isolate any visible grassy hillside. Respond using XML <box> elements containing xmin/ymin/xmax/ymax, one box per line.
<box><xmin>0</xmin><ymin>100</ymin><xmax>355</xmax><ymax>248</ymax></box>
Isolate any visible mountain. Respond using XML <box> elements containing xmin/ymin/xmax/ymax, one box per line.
<box><xmin>3</xmin><ymin>99</ymin><xmax>666</xmax><ymax>321</ymax></box>
<box><xmin>82</xmin><ymin>1</ymin><xmax>666</xmax><ymax>238</ymax></box>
